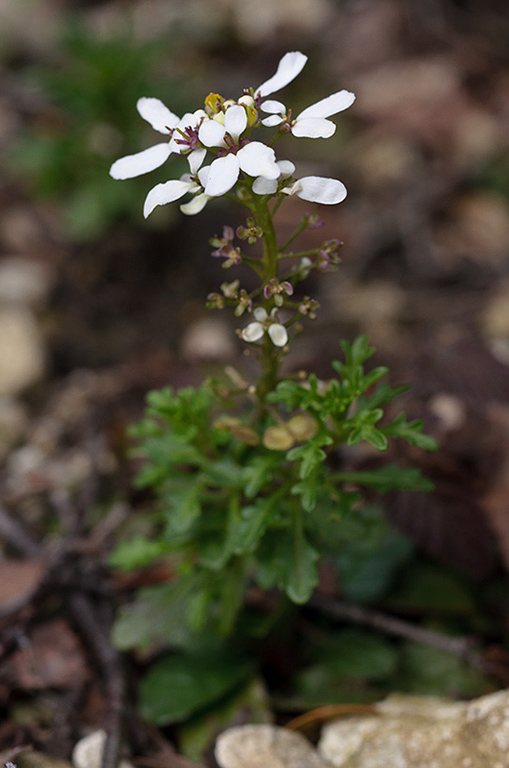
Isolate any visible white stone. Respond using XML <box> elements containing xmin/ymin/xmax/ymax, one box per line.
<box><xmin>72</xmin><ymin>730</ymin><xmax>134</xmax><ymax>768</ymax></box>
<box><xmin>215</xmin><ymin>724</ymin><xmax>330</xmax><ymax>768</ymax></box>
<box><xmin>0</xmin><ymin>307</ymin><xmax>45</xmax><ymax>396</ymax></box>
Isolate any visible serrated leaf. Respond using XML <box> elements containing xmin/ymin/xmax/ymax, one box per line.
<box><xmin>287</xmin><ymin>437</ymin><xmax>331</xmax><ymax>479</ymax></box>
<box><xmin>385</xmin><ymin>414</ymin><xmax>439</xmax><ymax>451</ymax></box>
<box><xmin>291</xmin><ymin>471</ymin><xmax>319</xmax><ymax>512</ymax></box>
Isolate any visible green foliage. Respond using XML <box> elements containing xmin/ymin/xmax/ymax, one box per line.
<box><xmin>293</xmin><ymin>629</ymin><xmax>399</xmax><ymax>706</ymax></box>
<box><xmin>9</xmin><ymin>22</ymin><xmax>191</xmax><ymax>239</ymax></box>
<box><xmin>397</xmin><ymin>643</ymin><xmax>487</xmax><ymax>698</ymax></box>
<box><xmin>139</xmin><ymin>643</ymin><xmax>254</xmax><ymax>725</ymax></box>
<box><xmin>113</xmin><ymin>338</ymin><xmax>437</xmax><ymax>650</ymax></box>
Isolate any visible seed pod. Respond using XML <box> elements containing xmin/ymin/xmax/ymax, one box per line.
<box><xmin>287</xmin><ymin>413</ymin><xmax>319</xmax><ymax>441</ymax></box>
<box><xmin>263</xmin><ymin>426</ymin><xmax>295</xmax><ymax>450</ymax></box>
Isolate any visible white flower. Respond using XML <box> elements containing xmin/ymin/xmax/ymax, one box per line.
<box><xmin>241</xmin><ymin>308</ymin><xmax>288</xmax><ymax>347</ymax></box>
<box><xmin>261</xmin><ymin>90</ymin><xmax>355</xmax><ymax>139</ymax></box>
<box><xmin>143</xmin><ymin>149</ymin><xmax>210</xmax><ymax>218</ymax></box>
<box><xmin>109</xmin><ymin>98</ymin><xmax>203</xmax><ymax>180</ymax></box>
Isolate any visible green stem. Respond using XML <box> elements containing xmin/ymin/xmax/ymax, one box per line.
<box><xmin>249</xmin><ymin>194</ymin><xmax>283</xmax><ymax>400</ymax></box>
<box><xmin>279</xmin><ymin>217</ymin><xmax>310</xmax><ymax>253</ymax></box>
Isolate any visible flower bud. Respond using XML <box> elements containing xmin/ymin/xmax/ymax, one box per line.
<box><xmin>205</xmin><ymin>93</ymin><xmax>224</xmax><ymax>115</ymax></box>
<box><xmin>238</xmin><ymin>95</ymin><xmax>255</xmax><ymax>107</ymax></box>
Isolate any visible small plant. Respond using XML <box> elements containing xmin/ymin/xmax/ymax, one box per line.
<box><xmin>109</xmin><ymin>51</ymin><xmax>438</xmax><ymax>726</ymax></box>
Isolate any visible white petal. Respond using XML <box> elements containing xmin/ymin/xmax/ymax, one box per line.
<box><xmin>203</xmin><ymin>155</ymin><xmax>239</xmax><ymax>197</ymax></box>
<box><xmin>199</xmin><ymin>119</ymin><xmax>227</xmax><ymax>148</ymax></box>
<box><xmin>261</xmin><ymin>100</ymin><xmax>286</xmax><ymax>114</ymax></box>
<box><xmin>294</xmin><ymin>176</ymin><xmax>347</xmax><ymax>205</ymax></box>
<box><xmin>261</xmin><ymin>115</ymin><xmax>285</xmax><ymax>128</ymax></box>
<box><xmin>297</xmin><ymin>90</ymin><xmax>356</xmax><ymax>120</ymax></box>
<box><xmin>252</xmin><ymin>177</ymin><xmax>278</xmax><ymax>195</ymax></box>
<box><xmin>268</xmin><ymin>324</ymin><xmax>288</xmax><ymax>347</ymax></box>
<box><xmin>256</xmin><ymin>51</ymin><xmax>308</xmax><ymax>98</ymax></box>
<box><xmin>292</xmin><ymin>117</ymin><xmax>337</xmax><ymax>139</ymax></box>
<box><xmin>237</xmin><ymin>142</ymin><xmax>279</xmax><ymax>179</ymax></box>
<box><xmin>224</xmin><ymin>105</ymin><xmax>247</xmax><ymax>140</ymax></box>
<box><xmin>136</xmin><ymin>97</ymin><xmax>180</xmax><ymax>134</ymax></box>
<box><xmin>143</xmin><ymin>179</ymin><xmax>192</xmax><ymax>218</ymax></box>
<box><xmin>188</xmin><ymin>148</ymin><xmax>207</xmax><ymax>175</ymax></box>
<box><xmin>254</xmin><ymin>307</ymin><xmax>268</xmax><ymax>321</ymax></box>
<box><xmin>109</xmin><ymin>143</ymin><xmax>171</xmax><ymax>179</ymax></box>
<box><xmin>197</xmin><ymin>165</ymin><xmax>209</xmax><ymax>187</ymax></box>
<box><xmin>276</xmin><ymin>160</ymin><xmax>295</xmax><ymax>177</ymax></box>
<box><xmin>241</xmin><ymin>322</ymin><xmax>264</xmax><ymax>342</ymax></box>
<box><xmin>180</xmin><ymin>193</ymin><xmax>210</xmax><ymax>215</ymax></box>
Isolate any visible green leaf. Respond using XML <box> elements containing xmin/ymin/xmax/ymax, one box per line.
<box><xmin>204</xmin><ymin>459</ymin><xmax>245</xmax><ymax>490</ymax></box>
<box><xmin>139</xmin><ymin>646</ymin><xmax>253</xmax><ymax>725</ymax></box>
<box><xmin>332</xmin><ymin>465</ymin><xmax>434</xmax><ymax>492</ymax></box>
<box><xmin>112</xmin><ymin>577</ymin><xmax>200</xmax><ymax>651</ymax></box>
<box><xmin>363</xmin><ymin>427</ymin><xmax>389</xmax><ymax>451</ymax></box>
<box><xmin>316</xmin><ymin>629</ymin><xmax>398</xmax><ymax>680</ymax></box>
<box><xmin>397</xmin><ymin>643</ymin><xmax>488</xmax><ymax>698</ymax></box>
<box><xmin>287</xmin><ymin>517</ymin><xmax>319</xmax><ymax>604</ymax></box>
<box><xmin>226</xmin><ymin>497</ymin><xmax>274</xmax><ymax>555</ymax></box>
<box><xmin>257</xmin><ymin>516</ymin><xmax>319</xmax><ymax>604</ymax></box>
<box><xmin>291</xmin><ymin>470</ymin><xmax>320</xmax><ymax>512</ymax></box>
<box><xmin>178</xmin><ymin>678</ymin><xmax>271</xmax><ymax>763</ymax></box>
<box><xmin>287</xmin><ymin>437</ymin><xmax>332</xmax><ymax>479</ymax></box>
<box><xmin>243</xmin><ymin>456</ymin><xmax>278</xmax><ymax>499</ymax></box>
<box><xmin>338</xmin><ymin>530</ymin><xmax>413</xmax><ymax>604</ymax></box>
<box><xmin>347</xmin><ymin>425</ymin><xmax>388</xmax><ymax>451</ymax></box>
<box><xmin>163</xmin><ymin>479</ymin><xmax>204</xmax><ymax>534</ymax></box>
<box><xmin>384</xmin><ymin>413</ymin><xmax>439</xmax><ymax>451</ymax></box>
<box><xmin>109</xmin><ymin>536</ymin><xmax>167</xmax><ymax>571</ymax></box>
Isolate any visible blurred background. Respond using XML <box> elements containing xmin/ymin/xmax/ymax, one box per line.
<box><xmin>1</xmin><ymin>0</ymin><xmax>509</xmax><ymax>382</ymax></box>
<box><xmin>2</xmin><ymin>0</ymin><xmax>509</xmax><ymax>759</ymax></box>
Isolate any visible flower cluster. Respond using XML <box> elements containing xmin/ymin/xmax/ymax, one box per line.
<box><xmin>109</xmin><ymin>51</ymin><xmax>354</xmax><ymax>217</ymax></box>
